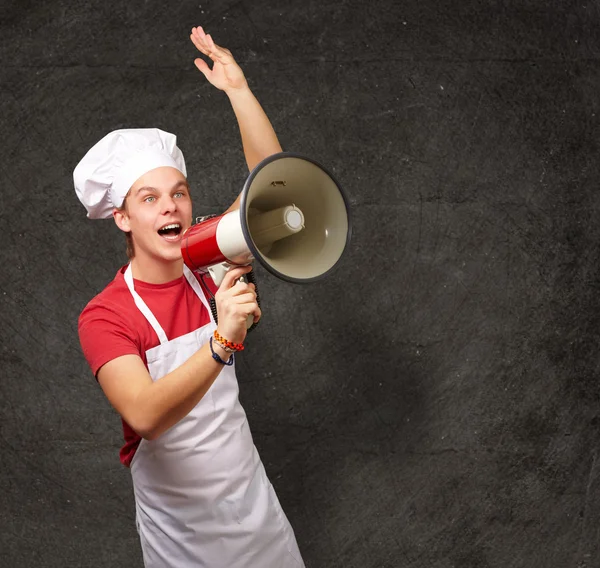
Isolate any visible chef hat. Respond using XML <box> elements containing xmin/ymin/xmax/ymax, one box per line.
<box><xmin>73</xmin><ymin>128</ymin><xmax>187</xmax><ymax>219</ymax></box>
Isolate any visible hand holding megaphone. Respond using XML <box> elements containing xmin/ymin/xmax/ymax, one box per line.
<box><xmin>214</xmin><ymin>265</ymin><xmax>261</xmax><ymax>345</ymax></box>
<box><xmin>181</xmin><ymin>152</ymin><xmax>351</xmax><ymax>329</ymax></box>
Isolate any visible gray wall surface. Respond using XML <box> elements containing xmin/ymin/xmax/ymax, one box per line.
<box><xmin>2</xmin><ymin>1</ymin><xmax>600</xmax><ymax>566</ymax></box>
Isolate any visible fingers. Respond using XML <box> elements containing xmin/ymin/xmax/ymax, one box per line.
<box><xmin>222</xmin><ymin>283</ymin><xmax>256</xmax><ymax>306</ymax></box>
<box><xmin>217</xmin><ymin>284</ymin><xmax>258</xmax><ymax>317</ymax></box>
<box><xmin>216</xmin><ymin>291</ymin><xmax>260</xmax><ymax>338</ymax></box>
<box><xmin>229</xmin><ymin>289</ymin><xmax>260</xmax><ymax>322</ymax></box>
<box><xmin>220</xmin><ymin>265</ymin><xmax>252</xmax><ymax>290</ymax></box>
<box><xmin>193</xmin><ymin>58</ymin><xmax>210</xmax><ymax>77</ymax></box>
<box><xmin>240</xmin><ymin>299</ymin><xmax>261</xmax><ymax>322</ymax></box>
<box><xmin>228</xmin><ymin>280</ymin><xmax>256</xmax><ymax>296</ymax></box>
<box><xmin>205</xmin><ymin>33</ymin><xmax>232</xmax><ymax>58</ymax></box>
<box><xmin>190</xmin><ymin>26</ymin><xmax>232</xmax><ymax>63</ymax></box>
<box><xmin>191</xmin><ymin>27</ymin><xmax>212</xmax><ymax>56</ymax></box>
<box><xmin>228</xmin><ymin>291</ymin><xmax>257</xmax><ymax>304</ymax></box>
<box><xmin>215</xmin><ymin>265</ymin><xmax>259</xmax><ymax>339</ymax></box>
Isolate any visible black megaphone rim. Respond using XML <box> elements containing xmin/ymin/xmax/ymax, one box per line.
<box><xmin>239</xmin><ymin>151</ymin><xmax>352</xmax><ymax>284</ymax></box>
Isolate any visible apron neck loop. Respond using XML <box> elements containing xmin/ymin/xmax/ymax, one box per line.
<box><xmin>123</xmin><ymin>264</ymin><xmax>169</xmax><ymax>344</ymax></box>
<box><xmin>124</xmin><ymin>264</ymin><xmax>216</xmax><ymax>345</ymax></box>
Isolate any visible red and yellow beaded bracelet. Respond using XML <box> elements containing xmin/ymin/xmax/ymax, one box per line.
<box><xmin>214</xmin><ymin>330</ymin><xmax>245</xmax><ymax>352</ymax></box>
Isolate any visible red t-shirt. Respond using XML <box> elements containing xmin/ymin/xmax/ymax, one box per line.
<box><xmin>78</xmin><ymin>265</ymin><xmax>218</xmax><ymax>467</ymax></box>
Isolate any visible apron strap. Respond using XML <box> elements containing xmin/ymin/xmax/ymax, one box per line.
<box><xmin>124</xmin><ymin>264</ymin><xmax>169</xmax><ymax>344</ymax></box>
<box><xmin>124</xmin><ymin>264</ymin><xmax>216</xmax><ymax>345</ymax></box>
<box><xmin>182</xmin><ymin>265</ymin><xmax>216</xmax><ymax>326</ymax></box>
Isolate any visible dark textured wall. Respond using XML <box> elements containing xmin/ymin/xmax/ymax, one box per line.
<box><xmin>2</xmin><ymin>1</ymin><xmax>600</xmax><ymax>566</ymax></box>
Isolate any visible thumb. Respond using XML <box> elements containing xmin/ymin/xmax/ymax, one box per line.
<box><xmin>194</xmin><ymin>58</ymin><xmax>211</xmax><ymax>78</ymax></box>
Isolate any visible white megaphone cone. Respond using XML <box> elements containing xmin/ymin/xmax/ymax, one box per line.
<box><xmin>180</xmin><ymin>152</ymin><xmax>351</xmax><ymax>327</ymax></box>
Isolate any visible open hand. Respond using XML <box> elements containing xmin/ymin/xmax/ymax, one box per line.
<box><xmin>190</xmin><ymin>26</ymin><xmax>248</xmax><ymax>93</ymax></box>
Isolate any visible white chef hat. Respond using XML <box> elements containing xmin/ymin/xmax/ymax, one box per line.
<box><xmin>73</xmin><ymin>128</ymin><xmax>187</xmax><ymax>219</ymax></box>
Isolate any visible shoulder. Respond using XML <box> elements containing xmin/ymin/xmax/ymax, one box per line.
<box><xmin>78</xmin><ymin>267</ymin><xmax>143</xmax><ymax>376</ymax></box>
<box><xmin>79</xmin><ymin>267</ymin><xmax>135</xmax><ymax>329</ymax></box>
<box><xmin>78</xmin><ymin>266</ymin><xmax>144</xmax><ymax>354</ymax></box>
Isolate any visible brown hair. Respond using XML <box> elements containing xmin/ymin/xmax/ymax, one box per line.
<box><xmin>116</xmin><ymin>198</ymin><xmax>135</xmax><ymax>259</ymax></box>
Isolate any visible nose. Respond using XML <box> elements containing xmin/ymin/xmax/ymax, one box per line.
<box><xmin>160</xmin><ymin>194</ymin><xmax>178</xmax><ymax>214</ymax></box>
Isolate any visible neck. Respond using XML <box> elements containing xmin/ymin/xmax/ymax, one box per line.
<box><xmin>129</xmin><ymin>256</ymin><xmax>184</xmax><ymax>284</ymax></box>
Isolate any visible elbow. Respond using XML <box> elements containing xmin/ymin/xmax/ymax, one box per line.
<box><xmin>127</xmin><ymin>391</ymin><xmax>167</xmax><ymax>441</ymax></box>
<box><xmin>129</xmin><ymin>415</ymin><xmax>162</xmax><ymax>441</ymax></box>
<box><xmin>138</xmin><ymin>427</ymin><xmax>159</xmax><ymax>441</ymax></box>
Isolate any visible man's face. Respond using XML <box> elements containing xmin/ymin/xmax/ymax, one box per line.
<box><xmin>115</xmin><ymin>166</ymin><xmax>193</xmax><ymax>264</ymax></box>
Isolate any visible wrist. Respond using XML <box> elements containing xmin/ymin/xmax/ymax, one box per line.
<box><xmin>209</xmin><ymin>337</ymin><xmax>233</xmax><ymax>366</ymax></box>
<box><xmin>214</xmin><ymin>329</ymin><xmax>245</xmax><ymax>352</ymax></box>
<box><xmin>224</xmin><ymin>83</ymin><xmax>253</xmax><ymax>101</ymax></box>
<box><xmin>212</xmin><ymin>340</ymin><xmax>232</xmax><ymax>360</ymax></box>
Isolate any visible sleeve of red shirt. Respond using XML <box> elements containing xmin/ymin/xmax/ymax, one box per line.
<box><xmin>78</xmin><ymin>300</ymin><xmax>141</xmax><ymax>378</ymax></box>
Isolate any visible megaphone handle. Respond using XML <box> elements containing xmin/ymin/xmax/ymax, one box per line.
<box><xmin>205</xmin><ymin>270</ymin><xmax>261</xmax><ymax>332</ymax></box>
<box><xmin>245</xmin><ymin>269</ymin><xmax>261</xmax><ymax>332</ymax></box>
<box><xmin>208</xmin><ymin>297</ymin><xmax>219</xmax><ymax>327</ymax></box>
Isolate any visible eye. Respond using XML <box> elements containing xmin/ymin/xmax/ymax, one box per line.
<box><xmin>174</xmin><ymin>191</ymin><xmax>186</xmax><ymax>199</ymax></box>
<box><xmin>144</xmin><ymin>195</ymin><xmax>156</xmax><ymax>203</ymax></box>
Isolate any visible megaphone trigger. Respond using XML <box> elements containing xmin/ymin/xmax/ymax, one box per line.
<box><xmin>207</xmin><ymin>263</ymin><xmax>231</xmax><ymax>287</ymax></box>
<box><xmin>236</xmin><ymin>272</ymin><xmax>249</xmax><ymax>285</ymax></box>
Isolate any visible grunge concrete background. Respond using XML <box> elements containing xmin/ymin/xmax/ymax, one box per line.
<box><xmin>2</xmin><ymin>1</ymin><xmax>600</xmax><ymax>566</ymax></box>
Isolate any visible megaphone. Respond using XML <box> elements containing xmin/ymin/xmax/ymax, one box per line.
<box><xmin>181</xmin><ymin>152</ymin><xmax>351</xmax><ymax>326</ymax></box>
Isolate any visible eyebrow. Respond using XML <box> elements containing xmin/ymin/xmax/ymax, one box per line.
<box><xmin>134</xmin><ymin>181</ymin><xmax>189</xmax><ymax>197</ymax></box>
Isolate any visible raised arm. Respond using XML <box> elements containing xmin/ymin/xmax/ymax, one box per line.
<box><xmin>190</xmin><ymin>26</ymin><xmax>282</xmax><ymax>211</ymax></box>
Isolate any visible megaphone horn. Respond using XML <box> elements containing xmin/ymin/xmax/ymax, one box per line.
<box><xmin>181</xmin><ymin>152</ymin><xmax>351</xmax><ymax>287</ymax></box>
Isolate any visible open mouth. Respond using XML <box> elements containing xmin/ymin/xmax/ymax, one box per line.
<box><xmin>157</xmin><ymin>223</ymin><xmax>182</xmax><ymax>241</ymax></box>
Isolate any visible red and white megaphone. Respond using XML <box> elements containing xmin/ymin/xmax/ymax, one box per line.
<box><xmin>180</xmin><ymin>152</ymin><xmax>351</xmax><ymax>325</ymax></box>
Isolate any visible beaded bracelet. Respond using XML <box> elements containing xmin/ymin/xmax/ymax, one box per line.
<box><xmin>214</xmin><ymin>339</ymin><xmax>237</xmax><ymax>354</ymax></box>
<box><xmin>214</xmin><ymin>330</ymin><xmax>245</xmax><ymax>352</ymax></box>
<box><xmin>209</xmin><ymin>337</ymin><xmax>234</xmax><ymax>366</ymax></box>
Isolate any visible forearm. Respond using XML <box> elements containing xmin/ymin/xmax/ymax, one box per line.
<box><xmin>134</xmin><ymin>342</ymin><xmax>231</xmax><ymax>440</ymax></box>
<box><xmin>226</xmin><ymin>86</ymin><xmax>282</xmax><ymax>171</ymax></box>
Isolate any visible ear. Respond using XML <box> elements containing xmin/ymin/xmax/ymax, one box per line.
<box><xmin>113</xmin><ymin>207</ymin><xmax>131</xmax><ymax>234</ymax></box>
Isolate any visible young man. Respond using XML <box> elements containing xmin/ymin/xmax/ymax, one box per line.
<box><xmin>75</xmin><ymin>27</ymin><xmax>305</xmax><ymax>568</ymax></box>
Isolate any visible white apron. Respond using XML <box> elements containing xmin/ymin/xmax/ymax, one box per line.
<box><xmin>124</xmin><ymin>264</ymin><xmax>304</xmax><ymax>568</ymax></box>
